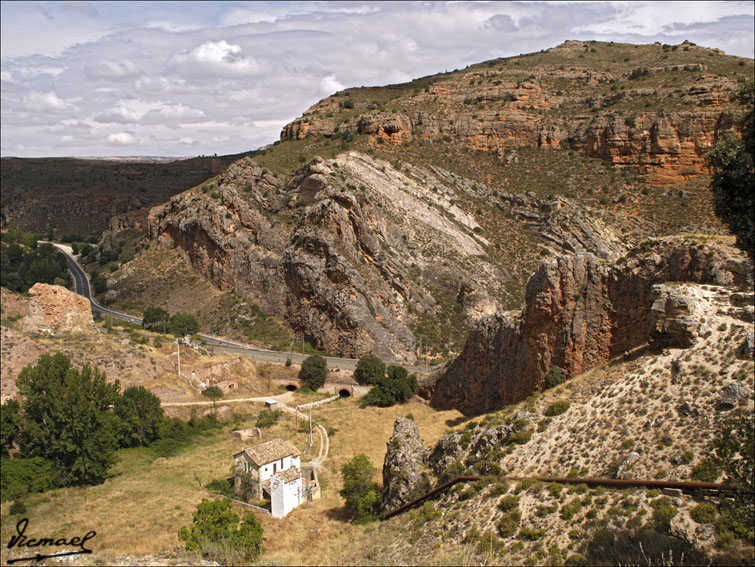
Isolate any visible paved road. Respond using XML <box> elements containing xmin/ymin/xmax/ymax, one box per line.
<box><xmin>51</xmin><ymin>242</ymin><xmax>428</xmax><ymax>374</ymax></box>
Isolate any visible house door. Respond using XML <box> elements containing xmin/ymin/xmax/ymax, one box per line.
<box><xmin>273</xmin><ymin>463</ymin><xmax>277</xmax><ymax>473</ymax></box>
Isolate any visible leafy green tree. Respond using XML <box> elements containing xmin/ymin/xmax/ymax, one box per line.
<box><xmin>178</xmin><ymin>498</ymin><xmax>264</xmax><ymax>563</ymax></box>
<box><xmin>201</xmin><ymin>386</ymin><xmax>224</xmax><ymax>414</ymax></box>
<box><xmin>1</xmin><ymin>399</ymin><xmax>22</xmax><ymax>457</ymax></box>
<box><xmin>91</xmin><ymin>272</ymin><xmax>107</xmax><ymax>295</ymax></box>
<box><xmin>361</xmin><ymin>365</ymin><xmax>418</xmax><ymax>407</ymax></box>
<box><xmin>142</xmin><ymin>306</ymin><xmax>170</xmax><ymax>333</ymax></box>
<box><xmin>169</xmin><ymin>313</ymin><xmax>199</xmax><ymax>337</ymax></box>
<box><xmin>354</xmin><ymin>354</ymin><xmax>385</xmax><ymax>386</ymax></box>
<box><xmin>299</xmin><ymin>355</ymin><xmax>327</xmax><ymax>390</ymax></box>
<box><xmin>114</xmin><ymin>386</ymin><xmax>165</xmax><ymax>447</ymax></box>
<box><xmin>706</xmin><ymin>79</ymin><xmax>754</xmax><ymax>261</ymax></box>
<box><xmin>340</xmin><ymin>454</ymin><xmax>380</xmax><ymax>522</ymax></box>
<box><xmin>16</xmin><ymin>353</ymin><xmax>121</xmax><ymax>486</ymax></box>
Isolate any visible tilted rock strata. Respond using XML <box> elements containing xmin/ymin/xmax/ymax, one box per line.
<box><xmin>432</xmin><ymin>240</ymin><xmax>753</xmax><ymax>415</ymax></box>
<box><xmin>148</xmin><ymin>153</ymin><xmax>623</xmax><ymax>362</ymax></box>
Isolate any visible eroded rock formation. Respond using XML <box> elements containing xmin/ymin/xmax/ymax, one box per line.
<box><xmin>281</xmin><ymin>41</ymin><xmax>745</xmax><ymax>184</ymax></box>
<box><xmin>21</xmin><ymin>283</ymin><xmax>94</xmax><ymax>335</ymax></box>
<box><xmin>380</xmin><ymin>418</ymin><xmax>431</xmax><ymax>512</ymax></box>
<box><xmin>432</xmin><ymin>239</ymin><xmax>752</xmax><ymax>415</ymax></box>
<box><xmin>148</xmin><ymin>152</ymin><xmax>623</xmax><ymax>361</ymax></box>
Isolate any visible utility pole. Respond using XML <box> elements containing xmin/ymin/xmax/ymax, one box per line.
<box><xmin>226</xmin><ymin>324</ymin><xmax>230</xmax><ymax>344</ymax></box>
<box><xmin>309</xmin><ymin>407</ymin><xmax>313</xmax><ymax>449</ymax></box>
<box><xmin>176</xmin><ymin>339</ymin><xmax>181</xmax><ymax>378</ymax></box>
<box><xmin>418</xmin><ymin>334</ymin><xmax>423</xmax><ymax>364</ymax></box>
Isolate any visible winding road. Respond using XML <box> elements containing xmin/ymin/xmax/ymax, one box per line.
<box><xmin>51</xmin><ymin>242</ymin><xmax>427</xmax><ymax>373</ymax></box>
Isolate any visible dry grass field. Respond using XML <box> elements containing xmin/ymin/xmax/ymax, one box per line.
<box><xmin>0</xmin><ymin>392</ymin><xmax>462</xmax><ymax>565</ymax></box>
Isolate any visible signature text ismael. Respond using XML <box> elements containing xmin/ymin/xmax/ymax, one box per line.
<box><xmin>7</xmin><ymin>518</ymin><xmax>96</xmax><ymax>554</ymax></box>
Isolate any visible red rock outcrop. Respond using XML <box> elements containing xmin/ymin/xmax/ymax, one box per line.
<box><xmin>431</xmin><ymin>240</ymin><xmax>752</xmax><ymax>415</ymax></box>
<box><xmin>280</xmin><ymin>41</ymin><xmax>746</xmax><ymax>184</ymax></box>
<box><xmin>21</xmin><ymin>283</ymin><xmax>94</xmax><ymax>335</ymax></box>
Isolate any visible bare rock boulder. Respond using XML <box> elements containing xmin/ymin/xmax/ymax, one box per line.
<box><xmin>648</xmin><ymin>284</ymin><xmax>701</xmax><ymax>348</ymax></box>
<box><xmin>717</xmin><ymin>382</ymin><xmax>748</xmax><ymax>410</ymax></box>
<box><xmin>21</xmin><ymin>284</ymin><xmax>94</xmax><ymax>335</ymax></box>
<box><xmin>381</xmin><ymin>417</ymin><xmax>431</xmax><ymax>512</ymax></box>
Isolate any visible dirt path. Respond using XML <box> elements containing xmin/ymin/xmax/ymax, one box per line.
<box><xmin>161</xmin><ymin>391</ymin><xmax>294</xmax><ymax>407</ymax></box>
<box><xmin>162</xmin><ymin>392</ymin><xmax>331</xmax><ymax>466</ymax></box>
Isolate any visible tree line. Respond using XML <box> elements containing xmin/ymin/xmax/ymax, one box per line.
<box><xmin>142</xmin><ymin>306</ymin><xmax>199</xmax><ymax>337</ymax></box>
<box><xmin>0</xmin><ymin>231</ymin><xmax>72</xmax><ymax>293</ymax></box>
<box><xmin>0</xmin><ymin>353</ymin><xmax>216</xmax><ymax>503</ymax></box>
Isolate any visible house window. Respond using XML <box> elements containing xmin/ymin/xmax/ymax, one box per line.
<box><xmin>273</xmin><ymin>462</ymin><xmax>277</xmax><ymax>473</ymax></box>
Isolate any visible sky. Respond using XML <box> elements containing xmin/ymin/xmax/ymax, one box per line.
<box><xmin>1</xmin><ymin>1</ymin><xmax>753</xmax><ymax>158</ymax></box>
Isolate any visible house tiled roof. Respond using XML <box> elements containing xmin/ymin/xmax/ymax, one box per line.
<box><xmin>239</xmin><ymin>438</ymin><xmax>300</xmax><ymax>466</ymax></box>
<box><xmin>276</xmin><ymin>466</ymin><xmax>301</xmax><ymax>484</ymax></box>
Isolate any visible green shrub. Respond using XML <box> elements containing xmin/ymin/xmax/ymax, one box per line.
<box><xmin>498</xmin><ymin>495</ymin><xmax>520</xmax><ymax>512</ymax></box>
<box><xmin>691</xmin><ymin>457</ymin><xmax>718</xmax><ymax>482</ymax></box>
<box><xmin>691</xmin><ymin>502</ymin><xmax>718</xmax><ymax>524</ymax></box>
<box><xmin>545</xmin><ymin>366</ymin><xmax>565</xmax><ymax>389</ymax></box>
<box><xmin>206</xmin><ymin>478</ymin><xmax>233</xmax><ymax>498</ymax></box>
<box><xmin>548</xmin><ymin>482</ymin><xmax>564</xmax><ymax>498</ymax></box>
<box><xmin>498</xmin><ymin>510</ymin><xmax>522</xmax><ymax>537</ymax></box>
<box><xmin>519</xmin><ymin>526</ymin><xmax>544</xmax><ymax>541</ymax></box>
<box><xmin>561</xmin><ymin>498</ymin><xmax>582</xmax><ymax>521</ymax></box>
<box><xmin>649</xmin><ymin>497</ymin><xmax>677</xmax><ymax>534</ymax></box>
<box><xmin>353</xmin><ymin>354</ymin><xmax>385</xmax><ymax>385</ymax></box>
<box><xmin>178</xmin><ymin>498</ymin><xmax>264</xmax><ymax>563</ymax></box>
<box><xmin>509</xmin><ymin>428</ymin><xmax>533</xmax><ymax>445</ymax></box>
<box><xmin>544</xmin><ymin>400</ymin><xmax>571</xmax><ymax>416</ymax></box>
<box><xmin>0</xmin><ymin>456</ymin><xmax>58</xmax><ymax>502</ymax></box>
<box><xmin>255</xmin><ymin>409</ymin><xmax>281</xmax><ymax>429</ymax></box>
<box><xmin>9</xmin><ymin>500</ymin><xmax>27</xmax><ymax>515</ymax></box>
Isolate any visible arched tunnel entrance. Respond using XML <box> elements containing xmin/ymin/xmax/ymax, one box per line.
<box><xmin>286</xmin><ymin>384</ymin><xmax>298</xmax><ymax>392</ymax></box>
<box><xmin>339</xmin><ymin>389</ymin><xmax>351</xmax><ymax>398</ymax></box>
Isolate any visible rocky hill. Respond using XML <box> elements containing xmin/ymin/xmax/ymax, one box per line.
<box><xmin>144</xmin><ymin>150</ymin><xmax>631</xmax><ymax>362</ymax></box>
<box><xmin>431</xmin><ymin>238</ymin><xmax>752</xmax><ymax>415</ymax></box>
<box><xmin>280</xmin><ymin>40</ymin><xmax>750</xmax><ymax>185</ymax></box>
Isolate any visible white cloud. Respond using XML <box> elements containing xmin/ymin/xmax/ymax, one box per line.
<box><xmin>1</xmin><ymin>1</ymin><xmax>753</xmax><ymax>157</ymax></box>
<box><xmin>108</xmin><ymin>132</ymin><xmax>137</xmax><ymax>145</ymax></box>
<box><xmin>174</xmin><ymin>40</ymin><xmax>260</xmax><ymax>76</ymax></box>
<box><xmin>318</xmin><ymin>74</ymin><xmax>344</xmax><ymax>94</ymax></box>
<box><xmin>86</xmin><ymin>60</ymin><xmax>141</xmax><ymax>79</ymax></box>
<box><xmin>22</xmin><ymin>91</ymin><xmax>73</xmax><ymax>113</ymax></box>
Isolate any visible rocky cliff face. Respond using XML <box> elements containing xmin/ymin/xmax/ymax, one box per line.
<box><xmin>281</xmin><ymin>41</ymin><xmax>746</xmax><ymax>185</ymax></box>
<box><xmin>432</xmin><ymin>239</ymin><xmax>752</xmax><ymax>415</ymax></box>
<box><xmin>148</xmin><ymin>152</ymin><xmax>622</xmax><ymax>361</ymax></box>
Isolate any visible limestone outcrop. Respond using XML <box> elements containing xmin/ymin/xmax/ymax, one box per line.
<box><xmin>21</xmin><ymin>283</ymin><xmax>94</xmax><ymax>335</ymax></box>
<box><xmin>380</xmin><ymin>418</ymin><xmax>431</xmax><ymax>512</ymax></box>
<box><xmin>432</xmin><ymin>239</ymin><xmax>752</xmax><ymax>415</ymax></box>
<box><xmin>280</xmin><ymin>41</ymin><xmax>745</xmax><ymax>185</ymax></box>
<box><xmin>148</xmin><ymin>152</ymin><xmax>623</xmax><ymax>362</ymax></box>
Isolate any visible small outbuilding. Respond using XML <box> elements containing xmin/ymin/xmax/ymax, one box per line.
<box><xmin>264</xmin><ymin>399</ymin><xmax>279</xmax><ymax>410</ymax></box>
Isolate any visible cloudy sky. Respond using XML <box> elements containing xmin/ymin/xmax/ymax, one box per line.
<box><xmin>1</xmin><ymin>1</ymin><xmax>753</xmax><ymax>158</ymax></box>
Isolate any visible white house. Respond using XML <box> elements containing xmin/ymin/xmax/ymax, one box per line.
<box><xmin>233</xmin><ymin>438</ymin><xmax>301</xmax><ymax>502</ymax></box>
<box><xmin>270</xmin><ymin>467</ymin><xmax>303</xmax><ymax>519</ymax></box>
